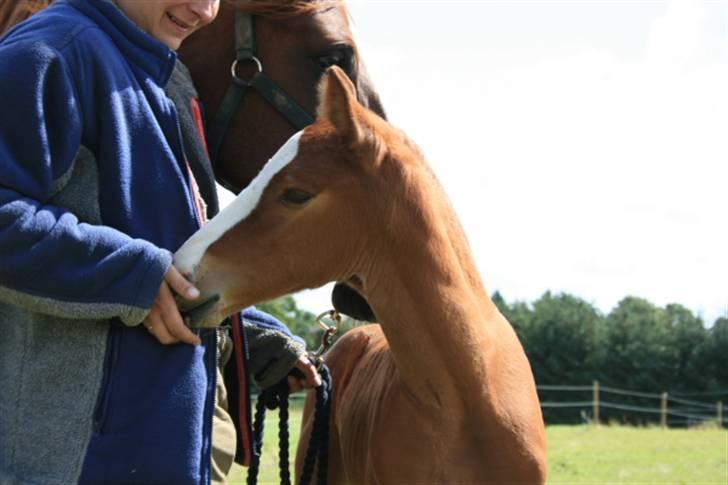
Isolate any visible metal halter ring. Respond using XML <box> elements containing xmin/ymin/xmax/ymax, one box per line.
<box><xmin>230</xmin><ymin>56</ymin><xmax>263</xmax><ymax>84</ymax></box>
<box><xmin>316</xmin><ymin>310</ymin><xmax>342</xmax><ymax>333</ymax></box>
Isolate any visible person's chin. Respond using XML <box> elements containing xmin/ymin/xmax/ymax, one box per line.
<box><xmin>160</xmin><ymin>35</ymin><xmax>183</xmax><ymax>50</ymax></box>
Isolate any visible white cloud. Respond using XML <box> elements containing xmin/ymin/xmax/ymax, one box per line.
<box><xmin>646</xmin><ymin>0</ymin><xmax>708</xmax><ymax>65</ymax></box>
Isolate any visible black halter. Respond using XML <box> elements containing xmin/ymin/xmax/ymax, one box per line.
<box><xmin>207</xmin><ymin>11</ymin><xmax>315</xmax><ymax>191</ymax></box>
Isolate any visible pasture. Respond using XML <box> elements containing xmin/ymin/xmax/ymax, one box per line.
<box><xmin>228</xmin><ymin>398</ymin><xmax>727</xmax><ymax>484</ymax></box>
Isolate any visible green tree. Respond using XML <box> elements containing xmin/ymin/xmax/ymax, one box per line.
<box><xmin>527</xmin><ymin>291</ymin><xmax>603</xmax><ymax>386</ymax></box>
<box><xmin>600</xmin><ymin>297</ymin><xmax>673</xmax><ymax>392</ymax></box>
<box><xmin>664</xmin><ymin>303</ymin><xmax>707</xmax><ymax>391</ymax></box>
<box><xmin>699</xmin><ymin>316</ymin><xmax>728</xmax><ymax>390</ymax></box>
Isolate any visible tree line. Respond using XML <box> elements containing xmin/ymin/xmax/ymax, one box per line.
<box><xmin>491</xmin><ymin>291</ymin><xmax>728</xmax><ymax>424</ymax></box>
<box><xmin>260</xmin><ymin>291</ymin><xmax>728</xmax><ymax>424</ymax></box>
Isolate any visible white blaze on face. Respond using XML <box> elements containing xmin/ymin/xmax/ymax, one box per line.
<box><xmin>174</xmin><ymin>131</ymin><xmax>303</xmax><ymax>274</ymax></box>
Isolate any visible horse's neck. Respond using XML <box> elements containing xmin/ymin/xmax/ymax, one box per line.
<box><xmin>366</xmin><ymin>204</ymin><xmax>505</xmax><ymax>413</ymax></box>
<box><xmin>0</xmin><ymin>1</ymin><xmax>42</xmax><ymax>35</ymax></box>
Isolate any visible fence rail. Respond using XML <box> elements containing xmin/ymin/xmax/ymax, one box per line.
<box><xmin>537</xmin><ymin>381</ymin><xmax>726</xmax><ymax>427</ymax></box>
<box><xmin>279</xmin><ymin>382</ymin><xmax>726</xmax><ymax>428</ymax></box>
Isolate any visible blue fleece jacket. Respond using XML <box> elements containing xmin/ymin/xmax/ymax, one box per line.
<box><xmin>0</xmin><ymin>0</ymin><xmax>214</xmax><ymax>483</ymax></box>
<box><xmin>0</xmin><ymin>0</ymin><xmax>199</xmax><ymax>304</ymax></box>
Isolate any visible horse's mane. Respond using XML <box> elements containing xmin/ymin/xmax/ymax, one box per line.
<box><xmin>0</xmin><ymin>0</ymin><xmax>51</xmax><ymax>35</ymax></box>
<box><xmin>230</xmin><ymin>0</ymin><xmax>344</xmax><ymax>19</ymax></box>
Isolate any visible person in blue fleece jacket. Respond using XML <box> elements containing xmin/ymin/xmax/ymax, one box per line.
<box><xmin>0</xmin><ymin>1</ymin><xmax>320</xmax><ymax>484</ymax></box>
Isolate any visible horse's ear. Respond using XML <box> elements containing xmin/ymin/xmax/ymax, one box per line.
<box><xmin>318</xmin><ymin>66</ymin><xmax>364</xmax><ymax>144</ymax></box>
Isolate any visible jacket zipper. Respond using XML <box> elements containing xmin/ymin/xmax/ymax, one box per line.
<box><xmin>93</xmin><ymin>325</ymin><xmax>120</xmax><ymax>434</ymax></box>
<box><xmin>202</xmin><ymin>328</ymin><xmax>217</xmax><ymax>485</ymax></box>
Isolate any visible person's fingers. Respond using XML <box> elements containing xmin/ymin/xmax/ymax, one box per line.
<box><xmin>144</xmin><ymin>311</ymin><xmax>159</xmax><ymax>334</ymax></box>
<box><xmin>146</xmin><ymin>305</ymin><xmax>177</xmax><ymax>345</ymax></box>
<box><xmin>165</xmin><ymin>313</ymin><xmax>202</xmax><ymax>345</ymax></box>
<box><xmin>157</xmin><ymin>283</ymin><xmax>201</xmax><ymax>346</ymax></box>
<box><xmin>295</xmin><ymin>355</ymin><xmax>322</xmax><ymax>388</ymax></box>
<box><xmin>165</xmin><ymin>264</ymin><xmax>200</xmax><ymax>300</ymax></box>
<box><xmin>287</xmin><ymin>375</ymin><xmax>304</xmax><ymax>393</ymax></box>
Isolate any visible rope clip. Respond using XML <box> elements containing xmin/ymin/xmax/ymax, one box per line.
<box><xmin>310</xmin><ymin>310</ymin><xmax>342</xmax><ymax>368</ymax></box>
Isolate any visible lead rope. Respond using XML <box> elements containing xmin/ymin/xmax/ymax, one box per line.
<box><xmin>246</xmin><ymin>311</ymin><xmax>340</xmax><ymax>485</ymax></box>
<box><xmin>246</xmin><ymin>364</ymin><xmax>332</xmax><ymax>485</ymax></box>
<box><xmin>299</xmin><ymin>364</ymin><xmax>332</xmax><ymax>485</ymax></box>
<box><xmin>246</xmin><ymin>378</ymin><xmax>292</xmax><ymax>485</ymax></box>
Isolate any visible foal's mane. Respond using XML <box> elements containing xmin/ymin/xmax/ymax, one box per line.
<box><xmin>230</xmin><ymin>0</ymin><xmax>345</xmax><ymax>19</ymax></box>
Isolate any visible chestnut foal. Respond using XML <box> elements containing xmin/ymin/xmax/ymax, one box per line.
<box><xmin>174</xmin><ymin>66</ymin><xmax>547</xmax><ymax>484</ymax></box>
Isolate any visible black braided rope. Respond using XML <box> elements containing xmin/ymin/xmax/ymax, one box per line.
<box><xmin>316</xmin><ymin>373</ymin><xmax>331</xmax><ymax>485</ymax></box>
<box><xmin>299</xmin><ymin>365</ymin><xmax>332</xmax><ymax>485</ymax></box>
<box><xmin>278</xmin><ymin>394</ymin><xmax>291</xmax><ymax>485</ymax></box>
<box><xmin>246</xmin><ymin>365</ymin><xmax>332</xmax><ymax>485</ymax></box>
<box><xmin>246</xmin><ymin>395</ymin><xmax>268</xmax><ymax>485</ymax></box>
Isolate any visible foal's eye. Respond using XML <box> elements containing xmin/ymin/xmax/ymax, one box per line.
<box><xmin>280</xmin><ymin>188</ymin><xmax>315</xmax><ymax>208</ymax></box>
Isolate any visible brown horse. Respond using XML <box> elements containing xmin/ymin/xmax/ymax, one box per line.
<box><xmin>174</xmin><ymin>66</ymin><xmax>548</xmax><ymax>483</ymax></box>
<box><xmin>178</xmin><ymin>0</ymin><xmax>385</xmax><ymax>192</ymax></box>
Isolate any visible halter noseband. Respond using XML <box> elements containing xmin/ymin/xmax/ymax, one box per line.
<box><xmin>207</xmin><ymin>11</ymin><xmax>315</xmax><ymax>191</ymax></box>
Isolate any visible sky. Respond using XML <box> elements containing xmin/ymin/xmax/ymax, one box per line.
<box><xmin>224</xmin><ymin>0</ymin><xmax>728</xmax><ymax>325</ymax></box>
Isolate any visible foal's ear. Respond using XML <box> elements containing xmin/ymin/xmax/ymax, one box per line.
<box><xmin>318</xmin><ymin>66</ymin><xmax>364</xmax><ymax>144</ymax></box>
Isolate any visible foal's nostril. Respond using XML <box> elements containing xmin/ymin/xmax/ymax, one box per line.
<box><xmin>181</xmin><ymin>294</ymin><xmax>221</xmax><ymax>329</ymax></box>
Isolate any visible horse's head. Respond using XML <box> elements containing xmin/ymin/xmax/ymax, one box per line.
<box><xmin>175</xmin><ymin>66</ymin><xmax>418</xmax><ymax>328</ymax></box>
<box><xmin>178</xmin><ymin>0</ymin><xmax>385</xmax><ymax>192</ymax></box>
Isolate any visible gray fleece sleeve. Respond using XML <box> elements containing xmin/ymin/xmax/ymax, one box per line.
<box><xmin>0</xmin><ymin>145</ymin><xmax>171</xmax><ymax>327</ymax></box>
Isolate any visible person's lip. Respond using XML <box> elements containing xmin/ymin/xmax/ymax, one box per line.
<box><xmin>166</xmin><ymin>12</ymin><xmax>195</xmax><ymax>32</ymax></box>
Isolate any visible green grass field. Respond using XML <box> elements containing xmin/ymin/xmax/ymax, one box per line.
<box><xmin>228</xmin><ymin>400</ymin><xmax>728</xmax><ymax>484</ymax></box>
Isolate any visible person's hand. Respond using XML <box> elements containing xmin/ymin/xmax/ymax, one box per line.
<box><xmin>287</xmin><ymin>355</ymin><xmax>322</xmax><ymax>392</ymax></box>
<box><xmin>144</xmin><ymin>265</ymin><xmax>202</xmax><ymax>346</ymax></box>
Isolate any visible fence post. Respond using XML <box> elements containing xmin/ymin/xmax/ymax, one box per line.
<box><xmin>660</xmin><ymin>392</ymin><xmax>668</xmax><ymax>428</ymax></box>
<box><xmin>592</xmin><ymin>380</ymin><xmax>600</xmax><ymax>425</ymax></box>
<box><xmin>718</xmin><ymin>401</ymin><xmax>723</xmax><ymax>428</ymax></box>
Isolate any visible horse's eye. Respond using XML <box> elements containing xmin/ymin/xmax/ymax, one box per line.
<box><xmin>280</xmin><ymin>188</ymin><xmax>315</xmax><ymax>208</ymax></box>
<box><xmin>318</xmin><ymin>47</ymin><xmax>353</xmax><ymax>73</ymax></box>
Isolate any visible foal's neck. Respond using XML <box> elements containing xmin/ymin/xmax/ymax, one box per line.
<box><xmin>366</xmin><ymin>193</ymin><xmax>505</xmax><ymax>413</ymax></box>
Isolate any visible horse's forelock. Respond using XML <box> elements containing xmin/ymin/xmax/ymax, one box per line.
<box><xmin>229</xmin><ymin>0</ymin><xmax>345</xmax><ymax>19</ymax></box>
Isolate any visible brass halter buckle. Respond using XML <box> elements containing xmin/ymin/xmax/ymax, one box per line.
<box><xmin>309</xmin><ymin>310</ymin><xmax>342</xmax><ymax>369</ymax></box>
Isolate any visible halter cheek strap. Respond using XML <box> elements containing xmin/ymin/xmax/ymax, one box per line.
<box><xmin>208</xmin><ymin>11</ymin><xmax>315</xmax><ymax>190</ymax></box>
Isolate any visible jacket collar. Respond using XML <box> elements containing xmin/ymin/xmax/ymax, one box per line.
<box><xmin>63</xmin><ymin>0</ymin><xmax>177</xmax><ymax>86</ymax></box>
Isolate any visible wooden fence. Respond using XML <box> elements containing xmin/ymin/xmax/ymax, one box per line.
<box><xmin>538</xmin><ymin>381</ymin><xmax>727</xmax><ymax>427</ymax></box>
<box><xmin>280</xmin><ymin>382</ymin><xmax>726</xmax><ymax>427</ymax></box>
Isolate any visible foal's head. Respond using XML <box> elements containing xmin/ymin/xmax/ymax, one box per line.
<box><xmin>175</xmin><ymin>66</ymin><xmax>424</xmax><ymax>327</ymax></box>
